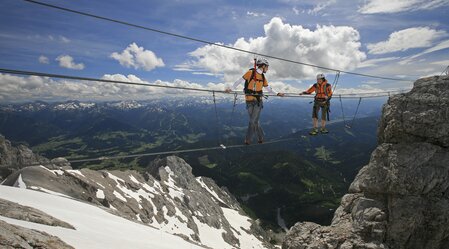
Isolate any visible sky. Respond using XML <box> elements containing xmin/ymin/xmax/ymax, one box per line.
<box><xmin>0</xmin><ymin>0</ymin><xmax>448</xmax><ymax>102</ymax></box>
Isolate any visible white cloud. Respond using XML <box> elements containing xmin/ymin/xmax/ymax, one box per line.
<box><xmin>186</xmin><ymin>17</ymin><xmax>366</xmax><ymax>82</ymax></box>
<box><xmin>110</xmin><ymin>43</ymin><xmax>165</xmax><ymax>71</ymax></box>
<box><xmin>408</xmin><ymin>39</ymin><xmax>449</xmax><ymax>59</ymax></box>
<box><xmin>358</xmin><ymin>57</ymin><xmax>401</xmax><ymax>68</ymax></box>
<box><xmin>0</xmin><ymin>72</ymin><xmax>308</xmax><ymax>102</ymax></box>
<box><xmin>308</xmin><ymin>0</ymin><xmax>336</xmax><ymax>15</ymax></box>
<box><xmin>56</xmin><ymin>55</ymin><xmax>85</xmax><ymax>70</ymax></box>
<box><xmin>399</xmin><ymin>39</ymin><xmax>449</xmax><ymax>65</ymax></box>
<box><xmin>60</xmin><ymin>36</ymin><xmax>70</xmax><ymax>43</ymax></box>
<box><xmin>292</xmin><ymin>7</ymin><xmax>300</xmax><ymax>15</ymax></box>
<box><xmin>38</xmin><ymin>55</ymin><xmax>49</xmax><ymax>64</ymax></box>
<box><xmin>247</xmin><ymin>11</ymin><xmax>266</xmax><ymax>17</ymax></box>
<box><xmin>359</xmin><ymin>0</ymin><xmax>449</xmax><ymax>14</ymax></box>
<box><xmin>367</xmin><ymin>27</ymin><xmax>447</xmax><ymax>54</ymax></box>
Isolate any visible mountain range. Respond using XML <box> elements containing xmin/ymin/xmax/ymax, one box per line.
<box><xmin>0</xmin><ymin>97</ymin><xmax>383</xmax><ymax>230</ymax></box>
<box><xmin>1</xmin><ymin>75</ymin><xmax>448</xmax><ymax>248</ymax></box>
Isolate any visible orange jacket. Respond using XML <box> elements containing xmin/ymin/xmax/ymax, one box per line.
<box><xmin>303</xmin><ymin>80</ymin><xmax>332</xmax><ymax>100</ymax></box>
<box><xmin>242</xmin><ymin>69</ymin><xmax>268</xmax><ymax>102</ymax></box>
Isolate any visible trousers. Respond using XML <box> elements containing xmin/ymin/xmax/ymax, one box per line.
<box><xmin>245</xmin><ymin>101</ymin><xmax>264</xmax><ymax>142</ymax></box>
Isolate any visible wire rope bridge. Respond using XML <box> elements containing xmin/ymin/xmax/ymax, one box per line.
<box><xmin>0</xmin><ymin>68</ymin><xmax>409</xmax><ymax>168</ymax></box>
<box><xmin>0</xmin><ymin>0</ymin><xmax>420</xmax><ymax>167</ymax></box>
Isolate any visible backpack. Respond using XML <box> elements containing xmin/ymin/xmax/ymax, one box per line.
<box><xmin>243</xmin><ymin>68</ymin><xmax>265</xmax><ymax>95</ymax></box>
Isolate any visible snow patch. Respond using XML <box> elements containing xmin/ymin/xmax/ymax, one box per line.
<box><xmin>129</xmin><ymin>174</ymin><xmax>141</xmax><ymax>184</ymax></box>
<box><xmin>66</xmin><ymin>170</ymin><xmax>84</xmax><ymax>178</ymax></box>
<box><xmin>13</xmin><ymin>174</ymin><xmax>27</xmax><ymax>189</ymax></box>
<box><xmin>0</xmin><ymin>186</ymin><xmax>203</xmax><ymax>249</ymax></box>
<box><xmin>107</xmin><ymin>172</ymin><xmax>125</xmax><ymax>186</ymax></box>
<box><xmin>163</xmin><ymin>166</ymin><xmax>185</xmax><ymax>200</ymax></box>
<box><xmin>29</xmin><ymin>186</ymin><xmax>72</xmax><ymax>199</ymax></box>
<box><xmin>196</xmin><ymin>177</ymin><xmax>226</xmax><ymax>204</ymax></box>
<box><xmin>112</xmin><ymin>190</ymin><xmax>127</xmax><ymax>202</ymax></box>
<box><xmin>222</xmin><ymin>207</ymin><xmax>266</xmax><ymax>249</ymax></box>
<box><xmin>96</xmin><ymin>189</ymin><xmax>105</xmax><ymax>199</ymax></box>
<box><xmin>193</xmin><ymin>216</ymin><xmax>231</xmax><ymax>249</ymax></box>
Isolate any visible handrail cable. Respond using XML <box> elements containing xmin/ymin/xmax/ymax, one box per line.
<box><xmin>0</xmin><ymin>68</ymin><xmax>410</xmax><ymax>99</ymax></box>
<box><xmin>22</xmin><ymin>0</ymin><xmax>413</xmax><ymax>82</ymax></box>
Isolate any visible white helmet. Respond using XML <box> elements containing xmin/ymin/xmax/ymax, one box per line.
<box><xmin>316</xmin><ymin>73</ymin><xmax>325</xmax><ymax>80</ymax></box>
<box><xmin>256</xmin><ymin>58</ymin><xmax>269</xmax><ymax>66</ymax></box>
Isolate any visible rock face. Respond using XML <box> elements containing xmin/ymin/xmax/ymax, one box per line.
<box><xmin>0</xmin><ymin>220</ymin><xmax>74</xmax><ymax>249</ymax></box>
<box><xmin>283</xmin><ymin>75</ymin><xmax>449</xmax><ymax>249</ymax></box>
<box><xmin>0</xmin><ymin>198</ymin><xmax>74</xmax><ymax>229</ymax></box>
<box><xmin>0</xmin><ymin>134</ymin><xmax>68</xmax><ymax>181</ymax></box>
<box><xmin>2</xmin><ymin>153</ymin><xmax>272</xmax><ymax>248</ymax></box>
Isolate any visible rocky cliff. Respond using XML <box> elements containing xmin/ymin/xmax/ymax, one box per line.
<box><xmin>0</xmin><ymin>134</ymin><xmax>69</xmax><ymax>181</ymax></box>
<box><xmin>283</xmin><ymin>75</ymin><xmax>449</xmax><ymax>249</ymax></box>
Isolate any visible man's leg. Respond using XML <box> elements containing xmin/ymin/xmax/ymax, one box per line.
<box><xmin>253</xmin><ymin>103</ymin><xmax>264</xmax><ymax>142</ymax></box>
<box><xmin>310</xmin><ymin>104</ymin><xmax>319</xmax><ymax>135</ymax></box>
<box><xmin>245</xmin><ymin>102</ymin><xmax>257</xmax><ymax>143</ymax></box>
<box><xmin>320</xmin><ymin>105</ymin><xmax>329</xmax><ymax>133</ymax></box>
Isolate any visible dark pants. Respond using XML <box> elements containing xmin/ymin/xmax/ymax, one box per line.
<box><xmin>246</xmin><ymin>101</ymin><xmax>264</xmax><ymax>142</ymax></box>
<box><xmin>313</xmin><ymin>100</ymin><xmax>329</xmax><ymax>121</ymax></box>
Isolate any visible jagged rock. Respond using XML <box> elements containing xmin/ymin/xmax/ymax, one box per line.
<box><xmin>0</xmin><ymin>220</ymin><xmax>74</xmax><ymax>249</ymax></box>
<box><xmin>0</xmin><ymin>198</ymin><xmax>74</xmax><ymax>229</ymax></box>
<box><xmin>283</xmin><ymin>75</ymin><xmax>449</xmax><ymax>249</ymax></box>
<box><xmin>0</xmin><ymin>134</ymin><xmax>57</xmax><ymax>180</ymax></box>
<box><xmin>378</xmin><ymin>76</ymin><xmax>449</xmax><ymax>147</ymax></box>
<box><xmin>2</xmin><ymin>155</ymin><xmax>273</xmax><ymax>248</ymax></box>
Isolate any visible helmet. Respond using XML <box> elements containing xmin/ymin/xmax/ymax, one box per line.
<box><xmin>316</xmin><ymin>73</ymin><xmax>325</xmax><ymax>80</ymax></box>
<box><xmin>256</xmin><ymin>58</ymin><xmax>269</xmax><ymax>66</ymax></box>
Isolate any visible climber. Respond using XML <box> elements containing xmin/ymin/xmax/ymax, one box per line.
<box><xmin>225</xmin><ymin>58</ymin><xmax>285</xmax><ymax>145</ymax></box>
<box><xmin>300</xmin><ymin>73</ymin><xmax>333</xmax><ymax>135</ymax></box>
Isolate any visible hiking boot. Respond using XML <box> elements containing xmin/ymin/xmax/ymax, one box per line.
<box><xmin>309</xmin><ymin>128</ymin><xmax>318</xmax><ymax>135</ymax></box>
<box><xmin>320</xmin><ymin>128</ymin><xmax>329</xmax><ymax>134</ymax></box>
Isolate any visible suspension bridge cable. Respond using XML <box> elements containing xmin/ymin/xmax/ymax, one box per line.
<box><xmin>22</xmin><ymin>0</ymin><xmax>413</xmax><ymax>82</ymax></box>
<box><xmin>0</xmin><ymin>136</ymin><xmax>300</xmax><ymax>169</ymax></box>
<box><xmin>0</xmin><ymin>68</ymin><xmax>410</xmax><ymax>99</ymax></box>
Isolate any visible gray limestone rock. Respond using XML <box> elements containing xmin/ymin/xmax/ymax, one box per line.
<box><xmin>283</xmin><ymin>75</ymin><xmax>449</xmax><ymax>249</ymax></box>
<box><xmin>0</xmin><ymin>198</ymin><xmax>75</xmax><ymax>229</ymax></box>
<box><xmin>0</xmin><ymin>220</ymin><xmax>74</xmax><ymax>249</ymax></box>
<box><xmin>2</xmin><ymin>154</ymin><xmax>272</xmax><ymax>248</ymax></box>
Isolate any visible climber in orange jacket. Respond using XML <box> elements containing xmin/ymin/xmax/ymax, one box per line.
<box><xmin>300</xmin><ymin>73</ymin><xmax>333</xmax><ymax>135</ymax></box>
<box><xmin>225</xmin><ymin>58</ymin><xmax>284</xmax><ymax>144</ymax></box>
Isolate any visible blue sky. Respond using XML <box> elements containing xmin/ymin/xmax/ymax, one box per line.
<box><xmin>0</xmin><ymin>0</ymin><xmax>448</xmax><ymax>102</ymax></box>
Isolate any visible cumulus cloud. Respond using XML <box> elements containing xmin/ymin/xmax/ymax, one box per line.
<box><xmin>110</xmin><ymin>43</ymin><xmax>165</xmax><ymax>71</ymax></box>
<box><xmin>0</xmin><ymin>73</ymin><xmax>245</xmax><ymax>102</ymax></box>
<box><xmin>39</xmin><ymin>55</ymin><xmax>49</xmax><ymax>64</ymax></box>
<box><xmin>56</xmin><ymin>55</ymin><xmax>85</xmax><ymax>70</ymax></box>
<box><xmin>367</xmin><ymin>27</ymin><xmax>447</xmax><ymax>54</ymax></box>
<box><xmin>359</xmin><ymin>0</ymin><xmax>449</xmax><ymax>14</ymax></box>
<box><xmin>185</xmin><ymin>17</ymin><xmax>366</xmax><ymax>82</ymax></box>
